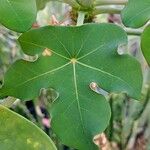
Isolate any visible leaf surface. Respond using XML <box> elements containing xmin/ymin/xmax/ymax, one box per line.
<box><xmin>141</xmin><ymin>25</ymin><xmax>150</xmax><ymax>65</ymax></box>
<box><xmin>0</xmin><ymin>24</ymin><xmax>142</xmax><ymax>149</ymax></box>
<box><xmin>0</xmin><ymin>0</ymin><xmax>37</xmax><ymax>32</ymax></box>
<box><xmin>121</xmin><ymin>0</ymin><xmax>150</xmax><ymax>28</ymax></box>
<box><xmin>0</xmin><ymin>105</ymin><xmax>56</xmax><ymax>150</ymax></box>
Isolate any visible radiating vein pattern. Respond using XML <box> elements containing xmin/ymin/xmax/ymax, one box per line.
<box><xmin>0</xmin><ymin>23</ymin><xmax>142</xmax><ymax>150</ymax></box>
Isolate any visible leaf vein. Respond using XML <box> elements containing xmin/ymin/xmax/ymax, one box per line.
<box><xmin>72</xmin><ymin>63</ymin><xmax>91</xmax><ymax>147</ymax></box>
<box><xmin>77</xmin><ymin>61</ymin><xmax>133</xmax><ymax>91</ymax></box>
<box><xmin>77</xmin><ymin>44</ymin><xmax>105</xmax><ymax>60</ymax></box>
<box><xmin>125</xmin><ymin>6</ymin><xmax>150</xmax><ymax>25</ymax></box>
<box><xmin>76</xmin><ymin>28</ymin><xmax>95</xmax><ymax>57</ymax></box>
<box><xmin>15</xmin><ymin>62</ymin><xmax>70</xmax><ymax>88</ymax></box>
<box><xmin>51</xmin><ymin>30</ymin><xmax>72</xmax><ymax>57</ymax></box>
<box><xmin>19</xmin><ymin>40</ymin><xmax>70</xmax><ymax>60</ymax></box>
<box><xmin>6</xmin><ymin>0</ymin><xmax>25</xmax><ymax>28</ymax></box>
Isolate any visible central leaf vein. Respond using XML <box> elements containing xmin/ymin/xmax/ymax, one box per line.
<box><xmin>72</xmin><ymin>63</ymin><xmax>93</xmax><ymax>148</ymax></box>
<box><xmin>72</xmin><ymin>63</ymin><xmax>86</xmax><ymax>137</ymax></box>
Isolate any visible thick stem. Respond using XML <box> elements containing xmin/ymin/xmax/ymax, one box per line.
<box><xmin>94</xmin><ymin>0</ymin><xmax>128</xmax><ymax>6</ymax></box>
<box><xmin>77</xmin><ymin>11</ymin><xmax>86</xmax><ymax>26</ymax></box>
<box><xmin>107</xmin><ymin>95</ymin><xmax>114</xmax><ymax>140</ymax></box>
<box><xmin>125</xmin><ymin>28</ymin><xmax>143</xmax><ymax>36</ymax></box>
<box><xmin>94</xmin><ymin>6</ymin><xmax>123</xmax><ymax>15</ymax></box>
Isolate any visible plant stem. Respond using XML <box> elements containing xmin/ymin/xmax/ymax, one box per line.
<box><xmin>107</xmin><ymin>95</ymin><xmax>114</xmax><ymax>140</ymax></box>
<box><xmin>94</xmin><ymin>6</ymin><xmax>123</xmax><ymax>15</ymax></box>
<box><xmin>77</xmin><ymin>11</ymin><xmax>86</xmax><ymax>26</ymax></box>
<box><xmin>94</xmin><ymin>0</ymin><xmax>128</xmax><ymax>6</ymax></box>
<box><xmin>124</xmin><ymin>87</ymin><xmax>150</xmax><ymax>148</ymax></box>
<box><xmin>124</xmin><ymin>28</ymin><xmax>143</xmax><ymax>36</ymax></box>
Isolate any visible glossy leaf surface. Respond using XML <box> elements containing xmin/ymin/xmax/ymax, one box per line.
<box><xmin>0</xmin><ymin>105</ymin><xmax>56</xmax><ymax>150</ymax></box>
<box><xmin>121</xmin><ymin>0</ymin><xmax>150</xmax><ymax>28</ymax></box>
<box><xmin>141</xmin><ymin>25</ymin><xmax>150</xmax><ymax>65</ymax></box>
<box><xmin>0</xmin><ymin>0</ymin><xmax>37</xmax><ymax>32</ymax></box>
<box><xmin>0</xmin><ymin>24</ymin><xmax>142</xmax><ymax>149</ymax></box>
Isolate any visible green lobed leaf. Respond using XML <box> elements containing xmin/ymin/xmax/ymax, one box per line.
<box><xmin>121</xmin><ymin>0</ymin><xmax>150</xmax><ymax>28</ymax></box>
<box><xmin>141</xmin><ymin>25</ymin><xmax>150</xmax><ymax>65</ymax></box>
<box><xmin>0</xmin><ymin>0</ymin><xmax>37</xmax><ymax>32</ymax></box>
<box><xmin>0</xmin><ymin>105</ymin><xmax>56</xmax><ymax>150</ymax></box>
<box><xmin>0</xmin><ymin>23</ymin><xmax>142</xmax><ymax>149</ymax></box>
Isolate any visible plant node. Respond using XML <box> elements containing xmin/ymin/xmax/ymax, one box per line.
<box><xmin>71</xmin><ymin>58</ymin><xmax>77</xmax><ymax>64</ymax></box>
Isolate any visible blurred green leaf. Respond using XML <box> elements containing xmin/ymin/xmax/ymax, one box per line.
<box><xmin>141</xmin><ymin>26</ymin><xmax>150</xmax><ymax>65</ymax></box>
<box><xmin>0</xmin><ymin>105</ymin><xmax>56</xmax><ymax>150</ymax></box>
<box><xmin>0</xmin><ymin>0</ymin><xmax>37</xmax><ymax>32</ymax></box>
<box><xmin>121</xmin><ymin>0</ymin><xmax>150</xmax><ymax>28</ymax></box>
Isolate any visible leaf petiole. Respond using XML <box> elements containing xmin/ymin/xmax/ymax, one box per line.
<box><xmin>94</xmin><ymin>6</ymin><xmax>123</xmax><ymax>15</ymax></box>
<box><xmin>94</xmin><ymin>0</ymin><xmax>128</xmax><ymax>6</ymax></box>
<box><xmin>124</xmin><ymin>28</ymin><xmax>143</xmax><ymax>36</ymax></box>
<box><xmin>77</xmin><ymin>11</ymin><xmax>86</xmax><ymax>26</ymax></box>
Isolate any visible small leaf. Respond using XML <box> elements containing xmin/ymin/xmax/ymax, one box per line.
<box><xmin>141</xmin><ymin>25</ymin><xmax>150</xmax><ymax>65</ymax></box>
<box><xmin>0</xmin><ymin>0</ymin><xmax>37</xmax><ymax>32</ymax></box>
<box><xmin>0</xmin><ymin>105</ymin><xmax>56</xmax><ymax>150</ymax></box>
<box><xmin>36</xmin><ymin>0</ymin><xmax>50</xmax><ymax>10</ymax></box>
<box><xmin>0</xmin><ymin>24</ymin><xmax>142</xmax><ymax>149</ymax></box>
<box><xmin>76</xmin><ymin>0</ymin><xmax>93</xmax><ymax>8</ymax></box>
<box><xmin>121</xmin><ymin>0</ymin><xmax>150</xmax><ymax>28</ymax></box>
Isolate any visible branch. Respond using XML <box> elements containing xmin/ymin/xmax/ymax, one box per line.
<box><xmin>77</xmin><ymin>11</ymin><xmax>86</xmax><ymax>26</ymax></box>
<box><xmin>124</xmin><ymin>28</ymin><xmax>143</xmax><ymax>36</ymax></box>
<box><xmin>94</xmin><ymin>0</ymin><xmax>128</xmax><ymax>6</ymax></box>
<box><xmin>94</xmin><ymin>6</ymin><xmax>123</xmax><ymax>14</ymax></box>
